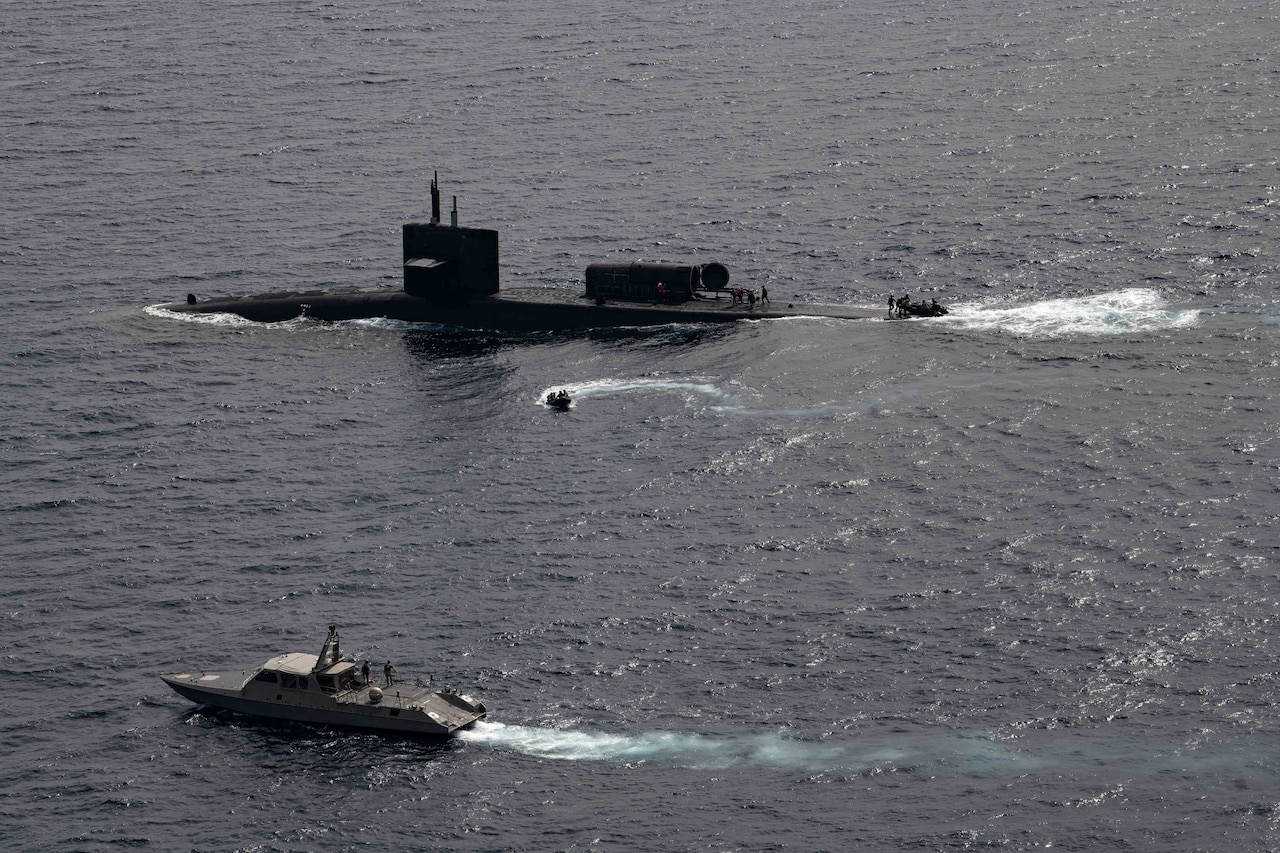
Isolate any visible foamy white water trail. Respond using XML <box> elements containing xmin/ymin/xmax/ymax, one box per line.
<box><xmin>459</xmin><ymin>722</ymin><xmax>1037</xmax><ymax>775</ymax></box>
<box><xmin>144</xmin><ymin>304</ymin><xmax>266</xmax><ymax>328</ymax></box>
<box><xmin>539</xmin><ymin>378</ymin><xmax>744</xmax><ymax>413</ymax></box>
<box><xmin>943</xmin><ymin>289</ymin><xmax>1201</xmax><ymax>338</ymax></box>
<box><xmin>542</xmin><ymin>373</ymin><xmax>975</xmax><ymax>421</ymax></box>
<box><xmin>462</xmin><ymin>722</ymin><xmax>902</xmax><ymax>771</ymax></box>
<box><xmin>461</xmin><ymin>723</ymin><xmax>1280</xmax><ymax>786</ymax></box>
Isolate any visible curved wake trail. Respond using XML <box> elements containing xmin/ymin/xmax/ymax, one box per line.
<box><xmin>538</xmin><ymin>375</ymin><xmax>957</xmax><ymax>421</ymax></box>
<box><xmin>539</xmin><ymin>378</ymin><xmax>746</xmax><ymax>415</ymax></box>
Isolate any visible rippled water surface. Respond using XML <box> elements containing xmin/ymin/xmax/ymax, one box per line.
<box><xmin>4</xmin><ymin>0</ymin><xmax>1280</xmax><ymax>850</ymax></box>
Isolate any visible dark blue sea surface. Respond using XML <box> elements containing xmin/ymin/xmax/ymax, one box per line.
<box><xmin>4</xmin><ymin>0</ymin><xmax>1280</xmax><ymax>849</ymax></box>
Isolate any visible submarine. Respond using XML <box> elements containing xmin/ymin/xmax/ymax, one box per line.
<box><xmin>159</xmin><ymin>175</ymin><xmax>888</xmax><ymax>331</ymax></box>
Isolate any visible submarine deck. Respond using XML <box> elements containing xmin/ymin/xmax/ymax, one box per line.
<box><xmin>159</xmin><ymin>286</ymin><xmax>886</xmax><ymax>331</ymax></box>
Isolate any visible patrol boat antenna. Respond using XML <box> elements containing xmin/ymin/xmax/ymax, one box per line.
<box><xmin>313</xmin><ymin>625</ymin><xmax>342</xmax><ymax>673</ymax></box>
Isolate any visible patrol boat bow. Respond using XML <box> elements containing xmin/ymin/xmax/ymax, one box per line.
<box><xmin>160</xmin><ymin>626</ymin><xmax>486</xmax><ymax>736</ymax></box>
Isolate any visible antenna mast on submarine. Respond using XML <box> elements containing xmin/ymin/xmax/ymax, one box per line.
<box><xmin>430</xmin><ymin>171</ymin><xmax>441</xmax><ymax>225</ymax></box>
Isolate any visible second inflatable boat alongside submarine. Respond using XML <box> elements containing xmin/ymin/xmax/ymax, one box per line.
<box><xmin>160</xmin><ymin>176</ymin><xmax>899</xmax><ymax>331</ymax></box>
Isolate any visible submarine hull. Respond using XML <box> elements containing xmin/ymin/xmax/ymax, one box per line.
<box><xmin>158</xmin><ymin>192</ymin><xmax>905</xmax><ymax>330</ymax></box>
<box><xmin>158</xmin><ymin>287</ymin><xmax>884</xmax><ymax>331</ymax></box>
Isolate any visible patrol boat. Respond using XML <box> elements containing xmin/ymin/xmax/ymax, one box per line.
<box><xmin>160</xmin><ymin>626</ymin><xmax>486</xmax><ymax>736</ymax></box>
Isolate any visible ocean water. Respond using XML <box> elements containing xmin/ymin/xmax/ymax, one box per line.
<box><xmin>4</xmin><ymin>0</ymin><xmax>1280</xmax><ymax>850</ymax></box>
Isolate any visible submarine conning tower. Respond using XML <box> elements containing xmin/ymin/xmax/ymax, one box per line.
<box><xmin>403</xmin><ymin>173</ymin><xmax>499</xmax><ymax>306</ymax></box>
